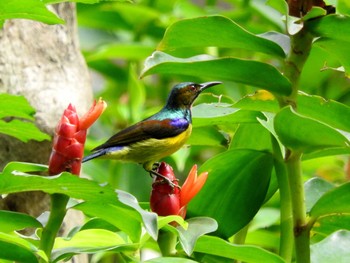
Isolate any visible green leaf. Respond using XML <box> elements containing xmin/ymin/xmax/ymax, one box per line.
<box><xmin>146</xmin><ymin>258</ymin><xmax>198</xmax><ymax>263</ymax></box>
<box><xmin>313</xmin><ymin>38</ymin><xmax>350</xmax><ymax>77</ymax></box>
<box><xmin>158</xmin><ymin>15</ymin><xmax>285</xmax><ymax>58</ymax></box>
<box><xmin>0</xmin><ymin>119</ymin><xmax>51</xmax><ymax>142</ymax></box>
<box><xmin>0</xmin><ymin>94</ymin><xmax>35</xmax><ymax>120</ymax></box>
<box><xmin>194</xmin><ymin>235</ymin><xmax>284</xmax><ymax>263</ymax></box>
<box><xmin>73</xmin><ymin>202</ymin><xmax>142</xmax><ymax>243</ymax></box>
<box><xmin>311</xmin><ymin>230</ymin><xmax>350</xmax><ymax>263</ymax></box>
<box><xmin>188</xmin><ymin>149</ymin><xmax>273</xmax><ymax>238</ymax></box>
<box><xmin>142</xmin><ymin>52</ymin><xmax>292</xmax><ymax>96</ymax></box>
<box><xmin>298</xmin><ymin>93</ymin><xmax>350</xmax><ymax>133</ymax></box>
<box><xmin>0</xmin><ymin>233</ymin><xmax>43</xmax><ymax>263</ymax></box>
<box><xmin>177</xmin><ymin>217</ymin><xmax>218</xmax><ymax>255</ymax></box>
<box><xmin>0</xmin><ymin>162</ymin><xmax>158</xmax><ymax>241</ymax></box>
<box><xmin>309</xmin><ymin>182</ymin><xmax>350</xmax><ymax>219</ymax></box>
<box><xmin>0</xmin><ymin>0</ymin><xmax>64</xmax><ymax>24</ymax></box>
<box><xmin>192</xmin><ymin>103</ymin><xmax>264</xmax><ymax>127</ymax></box>
<box><xmin>304</xmin><ymin>177</ymin><xmax>334</xmax><ymax>213</ymax></box>
<box><xmin>306</xmin><ymin>14</ymin><xmax>350</xmax><ymax>42</ymax></box>
<box><xmin>312</xmin><ymin>215</ymin><xmax>350</xmax><ymax>242</ymax></box>
<box><xmin>0</xmin><ymin>211</ymin><xmax>42</xmax><ymax>233</ymax></box>
<box><xmin>274</xmin><ymin>106</ymin><xmax>349</xmax><ymax>153</ymax></box>
<box><xmin>52</xmin><ymin>229</ymin><xmax>136</xmax><ymax>263</ymax></box>
<box><xmin>188</xmin><ymin>126</ymin><xmax>228</xmax><ymax>147</ymax></box>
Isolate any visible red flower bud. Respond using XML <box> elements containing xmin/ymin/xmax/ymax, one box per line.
<box><xmin>150</xmin><ymin>162</ymin><xmax>208</xmax><ymax>219</ymax></box>
<box><xmin>48</xmin><ymin>99</ymin><xmax>106</xmax><ymax>176</ymax></box>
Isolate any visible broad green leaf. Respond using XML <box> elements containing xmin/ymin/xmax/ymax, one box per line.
<box><xmin>73</xmin><ymin>202</ymin><xmax>142</xmax><ymax>242</ymax></box>
<box><xmin>249</xmin><ymin>207</ymin><xmax>280</xmax><ymax>232</ymax></box>
<box><xmin>313</xmin><ymin>38</ymin><xmax>350</xmax><ymax>76</ymax></box>
<box><xmin>234</xmin><ymin>90</ymin><xmax>280</xmax><ymax>113</ymax></box>
<box><xmin>192</xmin><ymin>103</ymin><xmax>264</xmax><ymax>127</ymax></box>
<box><xmin>274</xmin><ymin>106</ymin><xmax>349</xmax><ymax>153</ymax></box>
<box><xmin>188</xmin><ymin>149</ymin><xmax>273</xmax><ymax>238</ymax></box>
<box><xmin>52</xmin><ymin>229</ymin><xmax>136</xmax><ymax>263</ymax></box>
<box><xmin>0</xmin><ymin>233</ymin><xmax>43</xmax><ymax>263</ymax></box>
<box><xmin>298</xmin><ymin>93</ymin><xmax>350</xmax><ymax>132</ymax></box>
<box><xmin>0</xmin><ymin>119</ymin><xmax>50</xmax><ymax>142</ymax></box>
<box><xmin>0</xmin><ymin>211</ymin><xmax>42</xmax><ymax>233</ymax></box>
<box><xmin>0</xmin><ymin>94</ymin><xmax>35</xmax><ymax>120</ymax></box>
<box><xmin>158</xmin><ymin>16</ymin><xmax>285</xmax><ymax>58</ymax></box>
<box><xmin>0</xmin><ymin>0</ymin><xmax>64</xmax><ymax>24</ymax></box>
<box><xmin>177</xmin><ymin>217</ymin><xmax>218</xmax><ymax>255</ymax></box>
<box><xmin>306</xmin><ymin>14</ymin><xmax>350</xmax><ymax>42</ymax></box>
<box><xmin>312</xmin><ymin>215</ymin><xmax>350</xmax><ymax>242</ymax></box>
<box><xmin>146</xmin><ymin>258</ymin><xmax>198</xmax><ymax>263</ymax></box>
<box><xmin>188</xmin><ymin>126</ymin><xmax>228</xmax><ymax>147</ymax></box>
<box><xmin>304</xmin><ymin>177</ymin><xmax>334</xmax><ymax>213</ymax></box>
<box><xmin>142</xmin><ymin>52</ymin><xmax>292</xmax><ymax>96</ymax></box>
<box><xmin>194</xmin><ymin>235</ymin><xmax>284</xmax><ymax>263</ymax></box>
<box><xmin>0</xmin><ymin>163</ymin><xmax>158</xmax><ymax>240</ymax></box>
<box><xmin>230</xmin><ymin>123</ymin><xmax>273</xmax><ymax>152</ymax></box>
<box><xmin>309</xmin><ymin>182</ymin><xmax>350</xmax><ymax>219</ymax></box>
<box><xmin>302</xmin><ymin>7</ymin><xmax>327</xmax><ymax>21</ymax></box>
<box><xmin>311</xmin><ymin>230</ymin><xmax>350</xmax><ymax>263</ymax></box>
<box><xmin>86</xmin><ymin>43</ymin><xmax>155</xmax><ymax>61</ymax></box>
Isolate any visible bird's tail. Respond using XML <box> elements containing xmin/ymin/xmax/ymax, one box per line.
<box><xmin>82</xmin><ymin>149</ymin><xmax>106</xmax><ymax>163</ymax></box>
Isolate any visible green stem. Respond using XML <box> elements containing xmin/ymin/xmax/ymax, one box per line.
<box><xmin>157</xmin><ymin>229</ymin><xmax>177</xmax><ymax>256</ymax></box>
<box><xmin>39</xmin><ymin>193</ymin><xmax>69</xmax><ymax>262</ymax></box>
<box><xmin>272</xmin><ymin>138</ymin><xmax>294</xmax><ymax>262</ymax></box>
<box><xmin>286</xmin><ymin>151</ymin><xmax>310</xmax><ymax>263</ymax></box>
<box><xmin>233</xmin><ymin>225</ymin><xmax>249</xmax><ymax>263</ymax></box>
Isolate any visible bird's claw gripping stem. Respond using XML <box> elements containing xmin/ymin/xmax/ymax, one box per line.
<box><xmin>150</xmin><ymin>169</ymin><xmax>181</xmax><ymax>190</ymax></box>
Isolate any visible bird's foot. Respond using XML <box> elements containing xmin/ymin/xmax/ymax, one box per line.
<box><xmin>149</xmin><ymin>169</ymin><xmax>181</xmax><ymax>190</ymax></box>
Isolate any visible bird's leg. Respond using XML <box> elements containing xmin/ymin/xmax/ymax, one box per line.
<box><xmin>149</xmin><ymin>169</ymin><xmax>181</xmax><ymax>189</ymax></box>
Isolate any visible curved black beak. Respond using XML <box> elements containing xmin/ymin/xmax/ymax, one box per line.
<box><xmin>200</xmin><ymin>81</ymin><xmax>222</xmax><ymax>91</ymax></box>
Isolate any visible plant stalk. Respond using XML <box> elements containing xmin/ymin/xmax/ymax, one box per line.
<box><xmin>286</xmin><ymin>151</ymin><xmax>309</xmax><ymax>263</ymax></box>
<box><xmin>272</xmin><ymin>138</ymin><xmax>294</xmax><ymax>262</ymax></box>
<box><xmin>39</xmin><ymin>193</ymin><xmax>69</xmax><ymax>262</ymax></box>
<box><xmin>157</xmin><ymin>229</ymin><xmax>177</xmax><ymax>257</ymax></box>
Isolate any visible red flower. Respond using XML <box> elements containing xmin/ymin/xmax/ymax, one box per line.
<box><xmin>48</xmin><ymin>99</ymin><xmax>106</xmax><ymax>176</ymax></box>
<box><xmin>150</xmin><ymin>162</ymin><xmax>208</xmax><ymax>218</ymax></box>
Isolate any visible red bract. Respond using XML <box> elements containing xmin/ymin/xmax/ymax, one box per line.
<box><xmin>150</xmin><ymin>162</ymin><xmax>208</xmax><ymax>219</ymax></box>
<box><xmin>48</xmin><ymin>99</ymin><xmax>106</xmax><ymax>176</ymax></box>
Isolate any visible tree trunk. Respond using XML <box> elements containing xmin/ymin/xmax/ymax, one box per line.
<box><xmin>0</xmin><ymin>3</ymin><xmax>92</xmax><ymax>262</ymax></box>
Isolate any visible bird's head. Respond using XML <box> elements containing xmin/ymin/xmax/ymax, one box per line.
<box><xmin>166</xmin><ymin>81</ymin><xmax>222</xmax><ymax>109</ymax></box>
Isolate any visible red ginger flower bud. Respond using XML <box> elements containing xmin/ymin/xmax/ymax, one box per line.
<box><xmin>48</xmin><ymin>99</ymin><xmax>106</xmax><ymax>176</ymax></box>
<box><xmin>150</xmin><ymin>162</ymin><xmax>208</xmax><ymax>219</ymax></box>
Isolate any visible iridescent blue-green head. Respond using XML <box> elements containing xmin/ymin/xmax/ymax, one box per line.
<box><xmin>165</xmin><ymin>81</ymin><xmax>222</xmax><ymax>109</ymax></box>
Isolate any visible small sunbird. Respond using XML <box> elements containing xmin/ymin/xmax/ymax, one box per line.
<box><xmin>82</xmin><ymin>81</ymin><xmax>222</xmax><ymax>178</ymax></box>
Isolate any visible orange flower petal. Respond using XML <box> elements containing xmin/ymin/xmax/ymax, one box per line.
<box><xmin>180</xmin><ymin>165</ymin><xmax>208</xmax><ymax>207</ymax></box>
<box><xmin>79</xmin><ymin>98</ymin><xmax>107</xmax><ymax>130</ymax></box>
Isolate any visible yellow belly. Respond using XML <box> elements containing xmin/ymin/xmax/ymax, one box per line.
<box><xmin>105</xmin><ymin>125</ymin><xmax>192</xmax><ymax>169</ymax></box>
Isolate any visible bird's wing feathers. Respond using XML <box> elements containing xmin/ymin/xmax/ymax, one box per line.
<box><xmin>92</xmin><ymin>118</ymin><xmax>189</xmax><ymax>151</ymax></box>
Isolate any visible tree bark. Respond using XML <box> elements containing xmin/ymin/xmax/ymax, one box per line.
<box><xmin>0</xmin><ymin>3</ymin><xmax>92</xmax><ymax>261</ymax></box>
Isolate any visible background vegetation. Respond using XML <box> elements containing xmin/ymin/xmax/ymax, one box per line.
<box><xmin>1</xmin><ymin>0</ymin><xmax>350</xmax><ymax>262</ymax></box>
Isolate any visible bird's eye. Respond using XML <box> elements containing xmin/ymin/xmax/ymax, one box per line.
<box><xmin>189</xmin><ymin>84</ymin><xmax>196</xmax><ymax>91</ymax></box>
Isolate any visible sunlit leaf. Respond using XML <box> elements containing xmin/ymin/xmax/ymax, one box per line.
<box><xmin>0</xmin><ymin>94</ymin><xmax>35</xmax><ymax>120</ymax></box>
<box><xmin>304</xmin><ymin>177</ymin><xmax>334</xmax><ymax>213</ymax></box>
<box><xmin>311</xmin><ymin>230</ymin><xmax>350</xmax><ymax>263</ymax></box>
<box><xmin>274</xmin><ymin>106</ymin><xmax>349</xmax><ymax>153</ymax></box>
<box><xmin>177</xmin><ymin>217</ymin><xmax>218</xmax><ymax>255</ymax></box>
<box><xmin>194</xmin><ymin>235</ymin><xmax>284</xmax><ymax>263</ymax></box>
<box><xmin>142</xmin><ymin>52</ymin><xmax>292</xmax><ymax>96</ymax></box>
<box><xmin>0</xmin><ymin>211</ymin><xmax>42</xmax><ymax>233</ymax></box>
<box><xmin>158</xmin><ymin>15</ymin><xmax>285</xmax><ymax>58</ymax></box>
<box><xmin>309</xmin><ymin>182</ymin><xmax>350</xmax><ymax>219</ymax></box>
<box><xmin>0</xmin><ymin>0</ymin><xmax>64</xmax><ymax>24</ymax></box>
<box><xmin>52</xmin><ymin>229</ymin><xmax>136</xmax><ymax>263</ymax></box>
<box><xmin>188</xmin><ymin>149</ymin><xmax>273</xmax><ymax>238</ymax></box>
<box><xmin>192</xmin><ymin>103</ymin><xmax>264</xmax><ymax>127</ymax></box>
<box><xmin>0</xmin><ymin>119</ymin><xmax>51</xmax><ymax>142</ymax></box>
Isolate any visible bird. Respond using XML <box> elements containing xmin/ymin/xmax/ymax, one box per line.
<box><xmin>82</xmin><ymin>81</ymin><xmax>222</xmax><ymax>181</ymax></box>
